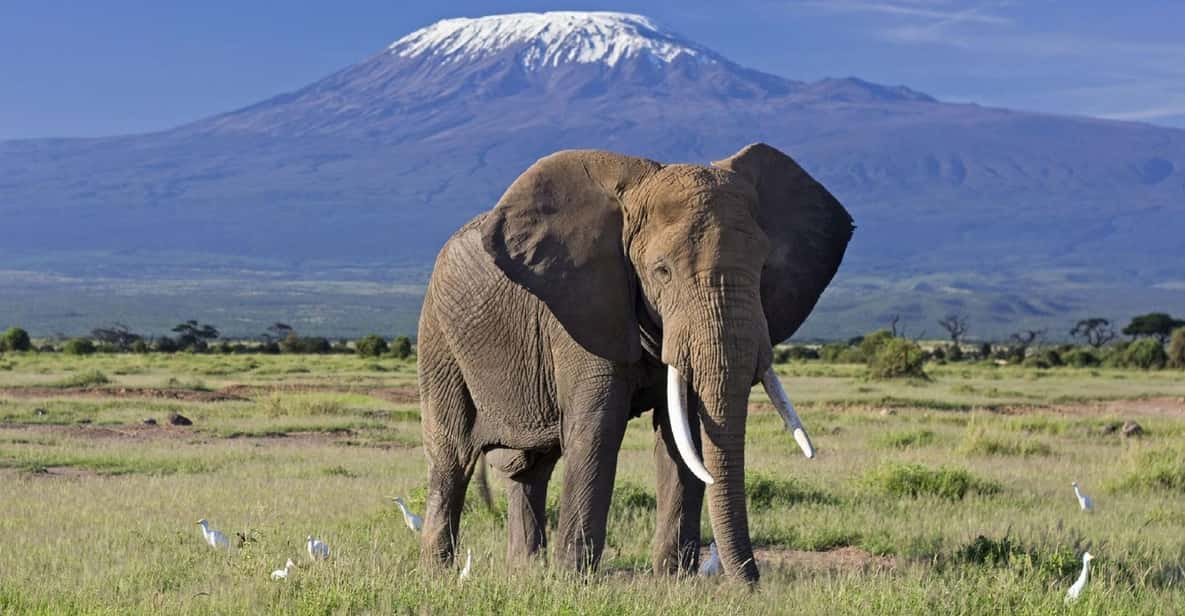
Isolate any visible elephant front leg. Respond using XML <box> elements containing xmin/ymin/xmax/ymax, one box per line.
<box><xmin>652</xmin><ymin>402</ymin><xmax>705</xmax><ymax>575</ymax></box>
<box><xmin>555</xmin><ymin>383</ymin><xmax>631</xmax><ymax>573</ymax></box>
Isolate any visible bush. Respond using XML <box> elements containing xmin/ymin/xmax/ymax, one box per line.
<box><xmin>864</xmin><ymin>463</ymin><xmax>998</xmax><ymax>500</ymax></box>
<box><xmin>1</xmin><ymin>327</ymin><xmax>32</xmax><ymax>351</ymax></box>
<box><xmin>746</xmin><ymin>473</ymin><xmax>836</xmax><ymax>508</ymax></box>
<box><xmin>773</xmin><ymin>345</ymin><xmax>818</xmax><ymax>363</ymax></box>
<box><xmin>280</xmin><ymin>332</ymin><xmax>331</xmax><ymax>354</ymax></box>
<box><xmin>130</xmin><ymin>339</ymin><xmax>149</xmax><ymax>354</ymax></box>
<box><xmin>960</xmin><ymin>427</ymin><xmax>1053</xmax><ymax>457</ymax></box>
<box><xmin>1169</xmin><ymin>327</ymin><xmax>1185</xmax><ymax>369</ymax></box>
<box><xmin>62</xmin><ymin>338</ymin><xmax>96</xmax><ymax>356</ymax></box>
<box><xmin>391</xmin><ymin>336</ymin><xmax>413</xmax><ymax>359</ymax></box>
<box><xmin>947</xmin><ymin>344</ymin><xmax>964</xmax><ymax>362</ymax></box>
<box><xmin>1114</xmin><ymin>447</ymin><xmax>1185</xmax><ymax>493</ymax></box>
<box><xmin>1063</xmin><ymin>348</ymin><xmax>1100</xmax><ymax>368</ymax></box>
<box><xmin>153</xmin><ymin>337</ymin><xmax>179</xmax><ymax>353</ymax></box>
<box><xmin>875</xmin><ymin>429</ymin><xmax>936</xmax><ymax>449</ymax></box>
<box><xmin>978</xmin><ymin>342</ymin><xmax>992</xmax><ymax>360</ymax></box>
<box><xmin>868</xmin><ymin>338</ymin><xmax>927</xmax><ymax>379</ymax></box>
<box><xmin>858</xmin><ymin>329</ymin><xmax>895</xmax><ymax>360</ymax></box>
<box><xmin>1124</xmin><ymin>338</ymin><xmax>1167</xmax><ymax>370</ymax></box>
<box><xmin>356</xmin><ymin>334</ymin><xmax>389</xmax><ymax>358</ymax></box>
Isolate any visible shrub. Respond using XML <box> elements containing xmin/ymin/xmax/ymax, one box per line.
<box><xmin>62</xmin><ymin>338</ymin><xmax>96</xmax><ymax>356</ymax></box>
<box><xmin>391</xmin><ymin>336</ymin><xmax>413</xmax><ymax>359</ymax></box>
<box><xmin>858</xmin><ymin>329</ymin><xmax>895</xmax><ymax>361</ymax></box>
<box><xmin>746</xmin><ymin>473</ymin><xmax>835</xmax><ymax>508</ymax></box>
<box><xmin>612</xmin><ymin>482</ymin><xmax>657</xmax><ymax>513</ymax></box>
<box><xmin>865</xmin><ymin>462</ymin><xmax>998</xmax><ymax>500</ymax></box>
<box><xmin>773</xmin><ymin>345</ymin><xmax>819</xmax><ymax>363</ymax></box>
<box><xmin>947</xmin><ymin>344</ymin><xmax>964</xmax><ymax>362</ymax></box>
<box><xmin>130</xmin><ymin>339</ymin><xmax>149</xmax><ymax>354</ymax></box>
<box><xmin>1063</xmin><ymin>348</ymin><xmax>1100</xmax><ymax>368</ymax></box>
<box><xmin>868</xmin><ymin>338</ymin><xmax>927</xmax><ymax>379</ymax></box>
<box><xmin>356</xmin><ymin>334</ymin><xmax>389</xmax><ymax>358</ymax></box>
<box><xmin>1169</xmin><ymin>327</ymin><xmax>1185</xmax><ymax>369</ymax></box>
<box><xmin>959</xmin><ymin>427</ymin><xmax>1052</xmax><ymax>457</ymax></box>
<box><xmin>1</xmin><ymin>327</ymin><xmax>32</xmax><ymax>351</ymax></box>
<box><xmin>280</xmin><ymin>332</ymin><xmax>331</xmax><ymax>354</ymax></box>
<box><xmin>1124</xmin><ymin>338</ymin><xmax>1167</xmax><ymax>370</ymax></box>
<box><xmin>978</xmin><ymin>342</ymin><xmax>992</xmax><ymax>360</ymax></box>
<box><xmin>52</xmin><ymin>369</ymin><xmax>110</xmax><ymax>388</ymax></box>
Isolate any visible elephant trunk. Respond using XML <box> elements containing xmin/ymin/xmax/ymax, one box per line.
<box><xmin>664</xmin><ymin>283</ymin><xmax>768</xmax><ymax>583</ymax></box>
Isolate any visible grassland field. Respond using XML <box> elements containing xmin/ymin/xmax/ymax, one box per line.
<box><xmin>1</xmin><ymin>352</ymin><xmax>1184</xmax><ymax>614</ymax></box>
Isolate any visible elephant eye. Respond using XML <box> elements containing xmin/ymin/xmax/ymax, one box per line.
<box><xmin>654</xmin><ymin>264</ymin><xmax>672</xmax><ymax>284</ymax></box>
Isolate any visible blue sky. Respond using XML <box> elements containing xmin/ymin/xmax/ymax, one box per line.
<box><xmin>2</xmin><ymin>1</ymin><xmax>1183</xmax><ymax>139</ymax></box>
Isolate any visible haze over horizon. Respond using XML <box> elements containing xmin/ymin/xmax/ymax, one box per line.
<box><xmin>3</xmin><ymin>1</ymin><xmax>1185</xmax><ymax>139</ymax></box>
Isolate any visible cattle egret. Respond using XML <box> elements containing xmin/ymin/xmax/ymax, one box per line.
<box><xmin>1064</xmin><ymin>552</ymin><xmax>1094</xmax><ymax>603</ymax></box>
<box><xmin>306</xmin><ymin>536</ymin><xmax>330</xmax><ymax>561</ymax></box>
<box><xmin>197</xmin><ymin>519</ymin><xmax>230</xmax><ymax>549</ymax></box>
<box><xmin>1072</xmin><ymin>481</ymin><xmax>1094</xmax><ymax>512</ymax></box>
<box><xmin>391</xmin><ymin>496</ymin><xmax>423</xmax><ymax>532</ymax></box>
<box><xmin>700</xmin><ymin>542</ymin><xmax>722</xmax><ymax>576</ymax></box>
<box><xmin>459</xmin><ymin>548</ymin><xmax>472</xmax><ymax>581</ymax></box>
<box><xmin>271</xmin><ymin>559</ymin><xmax>296</xmax><ymax>580</ymax></box>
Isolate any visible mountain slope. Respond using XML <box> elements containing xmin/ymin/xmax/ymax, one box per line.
<box><xmin>1</xmin><ymin>11</ymin><xmax>1182</xmax><ymax>338</ymax></box>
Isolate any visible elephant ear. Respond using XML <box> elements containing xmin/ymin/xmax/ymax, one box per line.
<box><xmin>481</xmin><ymin>150</ymin><xmax>660</xmax><ymax>363</ymax></box>
<box><xmin>713</xmin><ymin>143</ymin><xmax>854</xmax><ymax>343</ymax></box>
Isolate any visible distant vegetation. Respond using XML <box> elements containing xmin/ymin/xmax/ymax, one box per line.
<box><xmin>4</xmin><ymin>314</ymin><xmax>1184</xmax><ymax>378</ymax></box>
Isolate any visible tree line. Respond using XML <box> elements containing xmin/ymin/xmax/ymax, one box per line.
<box><xmin>0</xmin><ymin>321</ymin><xmax>413</xmax><ymax>359</ymax></box>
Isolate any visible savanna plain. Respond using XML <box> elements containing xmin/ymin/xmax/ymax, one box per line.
<box><xmin>1</xmin><ymin>352</ymin><xmax>1184</xmax><ymax>614</ymax></box>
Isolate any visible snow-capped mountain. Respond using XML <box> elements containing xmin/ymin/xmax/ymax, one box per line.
<box><xmin>389</xmin><ymin>12</ymin><xmax>718</xmax><ymax>69</ymax></box>
<box><xmin>2</xmin><ymin>11</ymin><xmax>1183</xmax><ymax>338</ymax></box>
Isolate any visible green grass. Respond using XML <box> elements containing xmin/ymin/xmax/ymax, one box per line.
<box><xmin>0</xmin><ymin>353</ymin><xmax>1184</xmax><ymax>613</ymax></box>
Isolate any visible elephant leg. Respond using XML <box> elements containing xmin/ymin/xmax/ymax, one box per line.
<box><xmin>651</xmin><ymin>401</ymin><xmax>705</xmax><ymax>576</ymax></box>
<box><xmin>502</xmin><ymin>450</ymin><xmax>559</xmax><ymax>564</ymax></box>
<box><xmin>555</xmin><ymin>379</ymin><xmax>632</xmax><ymax>573</ymax></box>
<box><xmin>418</xmin><ymin>341</ymin><xmax>478</xmax><ymax>568</ymax></box>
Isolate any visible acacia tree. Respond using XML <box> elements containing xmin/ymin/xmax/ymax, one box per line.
<box><xmin>1007</xmin><ymin>328</ymin><xmax>1045</xmax><ymax>360</ymax></box>
<box><xmin>1123</xmin><ymin>313</ymin><xmax>1184</xmax><ymax>345</ymax></box>
<box><xmin>91</xmin><ymin>323</ymin><xmax>142</xmax><ymax>351</ymax></box>
<box><xmin>172</xmin><ymin>320</ymin><xmax>220</xmax><ymax>351</ymax></box>
<box><xmin>937</xmin><ymin>314</ymin><xmax>969</xmax><ymax>345</ymax></box>
<box><xmin>1070</xmin><ymin>318</ymin><xmax>1117</xmax><ymax>348</ymax></box>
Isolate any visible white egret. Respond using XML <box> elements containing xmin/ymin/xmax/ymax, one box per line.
<box><xmin>271</xmin><ymin>559</ymin><xmax>296</xmax><ymax>580</ymax></box>
<box><xmin>306</xmin><ymin>535</ymin><xmax>330</xmax><ymax>561</ymax></box>
<box><xmin>459</xmin><ymin>548</ymin><xmax>472</xmax><ymax>581</ymax></box>
<box><xmin>391</xmin><ymin>496</ymin><xmax>423</xmax><ymax>532</ymax></box>
<box><xmin>197</xmin><ymin>519</ymin><xmax>230</xmax><ymax>549</ymax></box>
<box><xmin>699</xmin><ymin>542</ymin><xmax>722</xmax><ymax>576</ymax></box>
<box><xmin>1072</xmin><ymin>481</ymin><xmax>1094</xmax><ymax>512</ymax></box>
<box><xmin>1064</xmin><ymin>552</ymin><xmax>1094</xmax><ymax>603</ymax></box>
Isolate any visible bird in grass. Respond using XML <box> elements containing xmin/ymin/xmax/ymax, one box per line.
<box><xmin>700</xmin><ymin>542</ymin><xmax>722</xmax><ymax>576</ymax></box>
<box><xmin>197</xmin><ymin>519</ymin><xmax>230</xmax><ymax>549</ymax></box>
<box><xmin>306</xmin><ymin>536</ymin><xmax>330</xmax><ymax>561</ymax></box>
<box><xmin>1065</xmin><ymin>552</ymin><xmax>1094</xmax><ymax>603</ymax></box>
<box><xmin>271</xmin><ymin>559</ymin><xmax>296</xmax><ymax>580</ymax></box>
<box><xmin>459</xmin><ymin>548</ymin><xmax>473</xmax><ymax>581</ymax></box>
<box><xmin>391</xmin><ymin>496</ymin><xmax>423</xmax><ymax>532</ymax></box>
<box><xmin>1072</xmin><ymin>481</ymin><xmax>1094</xmax><ymax>512</ymax></box>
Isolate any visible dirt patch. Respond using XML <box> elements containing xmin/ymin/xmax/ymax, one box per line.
<box><xmin>217</xmin><ymin>384</ymin><xmax>420</xmax><ymax>404</ymax></box>
<box><xmin>988</xmin><ymin>397</ymin><xmax>1185</xmax><ymax>418</ymax></box>
<box><xmin>0</xmin><ymin>386</ymin><xmax>246</xmax><ymax>402</ymax></box>
<box><xmin>0</xmin><ymin>423</ymin><xmax>201</xmax><ymax>442</ymax></box>
<box><xmin>752</xmin><ymin>546</ymin><xmax>898</xmax><ymax>572</ymax></box>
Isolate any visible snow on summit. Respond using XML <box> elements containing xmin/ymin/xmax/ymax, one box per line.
<box><xmin>389</xmin><ymin>11</ymin><xmax>717</xmax><ymax>69</ymax></box>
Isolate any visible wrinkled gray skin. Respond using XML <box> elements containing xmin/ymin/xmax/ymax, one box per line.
<box><xmin>417</xmin><ymin>143</ymin><xmax>853</xmax><ymax>582</ymax></box>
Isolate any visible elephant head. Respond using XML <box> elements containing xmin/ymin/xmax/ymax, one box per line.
<box><xmin>480</xmin><ymin>143</ymin><xmax>853</xmax><ymax>581</ymax></box>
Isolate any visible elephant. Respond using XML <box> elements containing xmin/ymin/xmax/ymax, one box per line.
<box><xmin>416</xmin><ymin>143</ymin><xmax>853</xmax><ymax>582</ymax></box>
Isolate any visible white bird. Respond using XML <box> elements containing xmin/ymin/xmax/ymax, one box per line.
<box><xmin>391</xmin><ymin>496</ymin><xmax>423</xmax><ymax>532</ymax></box>
<box><xmin>459</xmin><ymin>548</ymin><xmax>472</xmax><ymax>581</ymax></box>
<box><xmin>1072</xmin><ymin>481</ymin><xmax>1094</xmax><ymax>512</ymax></box>
<box><xmin>699</xmin><ymin>542</ymin><xmax>722</xmax><ymax>576</ymax></box>
<box><xmin>1065</xmin><ymin>552</ymin><xmax>1094</xmax><ymax>603</ymax></box>
<box><xmin>271</xmin><ymin>559</ymin><xmax>296</xmax><ymax>580</ymax></box>
<box><xmin>197</xmin><ymin>519</ymin><xmax>230</xmax><ymax>549</ymax></box>
<box><xmin>306</xmin><ymin>535</ymin><xmax>330</xmax><ymax>561</ymax></box>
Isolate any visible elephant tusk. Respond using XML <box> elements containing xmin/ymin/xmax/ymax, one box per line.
<box><xmin>666</xmin><ymin>366</ymin><xmax>715</xmax><ymax>485</ymax></box>
<box><xmin>761</xmin><ymin>367</ymin><xmax>815</xmax><ymax>459</ymax></box>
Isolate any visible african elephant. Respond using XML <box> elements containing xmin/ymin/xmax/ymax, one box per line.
<box><xmin>416</xmin><ymin>143</ymin><xmax>853</xmax><ymax>582</ymax></box>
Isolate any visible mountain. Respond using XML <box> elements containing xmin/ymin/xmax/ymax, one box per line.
<box><xmin>2</xmin><ymin>11</ymin><xmax>1183</xmax><ymax>339</ymax></box>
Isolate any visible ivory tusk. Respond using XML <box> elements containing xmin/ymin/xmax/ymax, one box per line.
<box><xmin>666</xmin><ymin>366</ymin><xmax>715</xmax><ymax>485</ymax></box>
<box><xmin>761</xmin><ymin>367</ymin><xmax>815</xmax><ymax>459</ymax></box>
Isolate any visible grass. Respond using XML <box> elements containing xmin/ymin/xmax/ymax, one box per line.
<box><xmin>0</xmin><ymin>354</ymin><xmax>1183</xmax><ymax>613</ymax></box>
